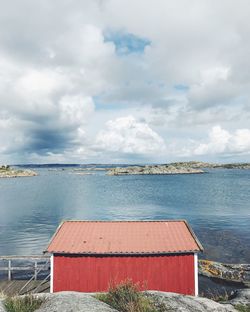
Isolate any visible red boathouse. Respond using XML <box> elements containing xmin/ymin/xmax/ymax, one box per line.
<box><xmin>45</xmin><ymin>220</ymin><xmax>203</xmax><ymax>295</ymax></box>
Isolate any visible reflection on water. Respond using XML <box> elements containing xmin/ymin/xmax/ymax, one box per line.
<box><xmin>0</xmin><ymin>168</ymin><xmax>250</xmax><ymax>262</ymax></box>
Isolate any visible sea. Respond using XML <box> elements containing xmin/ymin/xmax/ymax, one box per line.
<box><xmin>0</xmin><ymin>165</ymin><xmax>250</xmax><ymax>264</ymax></box>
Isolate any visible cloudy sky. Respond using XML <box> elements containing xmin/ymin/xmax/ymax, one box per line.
<box><xmin>0</xmin><ymin>0</ymin><xmax>250</xmax><ymax>164</ymax></box>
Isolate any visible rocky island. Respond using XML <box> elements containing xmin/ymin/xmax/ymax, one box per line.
<box><xmin>170</xmin><ymin>161</ymin><xmax>250</xmax><ymax>169</ymax></box>
<box><xmin>107</xmin><ymin>161</ymin><xmax>250</xmax><ymax>175</ymax></box>
<box><xmin>107</xmin><ymin>164</ymin><xmax>204</xmax><ymax>175</ymax></box>
<box><xmin>0</xmin><ymin>165</ymin><xmax>37</xmax><ymax>178</ymax></box>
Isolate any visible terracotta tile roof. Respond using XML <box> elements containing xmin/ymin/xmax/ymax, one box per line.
<box><xmin>45</xmin><ymin>220</ymin><xmax>203</xmax><ymax>254</ymax></box>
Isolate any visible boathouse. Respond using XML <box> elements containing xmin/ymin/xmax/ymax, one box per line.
<box><xmin>45</xmin><ymin>220</ymin><xmax>203</xmax><ymax>295</ymax></box>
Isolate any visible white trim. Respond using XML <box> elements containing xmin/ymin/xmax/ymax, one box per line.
<box><xmin>194</xmin><ymin>253</ymin><xmax>198</xmax><ymax>296</ymax></box>
<box><xmin>50</xmin><ymin>254</ymin><xmax>54</xmax><ymax>293</ymax></box>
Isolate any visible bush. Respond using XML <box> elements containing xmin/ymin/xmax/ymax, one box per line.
<box><xmin>235</xmin><ymin>305</ymin><xmax>250</xmax><ymax>312</ymax></box>
<box><xmin>4</xmin><ymin>295</ymin><xmax>45</xmax><ymax>312</ymax></box>
<box><xmin>96</xmin><ymin>279</ymin><xmax>166</xmax><ymax>312</ymax></box>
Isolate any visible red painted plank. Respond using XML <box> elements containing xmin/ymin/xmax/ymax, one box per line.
<box><xmin>53</xmin><ymin>254</ymin><xmax>195</xmax><ymax>295</ymax></box>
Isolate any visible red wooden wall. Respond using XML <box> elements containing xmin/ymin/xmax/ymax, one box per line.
<box><xmin>53</xmin><ymin>254</ymin><xmax>195</xmax><ymax>295</ymax></box>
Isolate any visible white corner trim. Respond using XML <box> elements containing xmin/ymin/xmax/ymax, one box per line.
<box><xmin>50</xmin><ymin>254</ymin><xmax>54</xmax><ymax>293</ymax></box>
<box><xmin>194</xmin><ymin>253</ymin><xmax>198</xmax><ymax>296</ymax></box>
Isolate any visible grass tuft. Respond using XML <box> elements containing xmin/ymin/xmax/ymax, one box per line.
<box><xmin>235</xmin><ymin>305</ymin><xmax>250</xmax><ymax>312</ymax></box>
<box><xmin>96</xmin><ymin>279</ymin><xmax>166</xmax><ymax>312</ymax></box>
<box><xmin>4</xmin><ymin>295</ymin><xmax>45</xmax><ymax>312</ymax></box>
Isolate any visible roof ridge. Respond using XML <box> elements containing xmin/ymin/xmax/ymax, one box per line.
<box><xmin>61</xmin><ymin>219</ymin><xmax>187</xmax><ymax>223</ymax></box>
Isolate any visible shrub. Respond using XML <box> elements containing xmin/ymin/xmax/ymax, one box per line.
<box><xmin>235</xmin><ymin>305</ymin><xmax>250</xmax><ymax>312</ymax></box>
<box><xmin>4</xmin><ymin>295</ymin><xmax>45</xmax><ymax>312</ymax></box>
<box><xmin>96</xmin><ymin>279</ymin><xmax>166</xmax><ymax>312</ymax></box>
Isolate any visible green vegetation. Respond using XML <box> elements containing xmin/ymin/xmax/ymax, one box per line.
<box><xmin>4</xmin><ymin>295</ymin><xmax>45</xmax><ymax>312</ymax></box>
<box><xmin>235</xmin><ymin>305</ymin><xmax>250</xmax><ymax>312</ymax></box>
<box><xmin>96</xmin><ymin>280</ymin><xmax>166</xmax><ymax>312</ymax></box>
<box><xmin>0</xmin><ymin>165</ymin><xmax>10</xmax><ymax>171</ymax></box>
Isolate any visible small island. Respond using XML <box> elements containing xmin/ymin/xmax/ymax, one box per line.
<box><xmin>107</xmin><ymin>161</ymin><xmax>250</xmax><ymax>175</ymax></box>
<box><xmin>107</xmin><ymin>164</ymin><xmax>204</xmax><ymax>175</ymax></box>
<box><xmin>0</xmin><ymin>165</ymin><xmax>37</xmax><ymax>178</ymax></box>
<box><xmin>170</xmin><ymin>161</ymin><xmax>250</xmax><ymax>169</ymax></box>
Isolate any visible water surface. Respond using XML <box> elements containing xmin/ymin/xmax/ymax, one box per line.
<box><xmin>0</xmin><ymin>167</ymin><xmax>249</xmax><ymax>263</ymax></box>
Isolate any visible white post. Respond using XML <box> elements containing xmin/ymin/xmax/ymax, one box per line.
<box><xmin>8</xmin><ymin>260</ymin><xmax>11</xmax><ymax>281</ymax></box>
<box><xmin>50</xmin><ymin>255</ymin><xmax>54</xmax><ymax>293</ymax></box>
<box><xmin>34</xmin><ymin>261</ymin><xmax>38</xmax><ymax>280</ymax></box>
<box><xmin>194</xmin><ymin>253</ymin><xmax>198</xmax><ymax>296</ymax></box>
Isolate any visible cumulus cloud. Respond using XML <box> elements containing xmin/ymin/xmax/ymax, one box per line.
<box><xmin>0</xmin><ymin>0</ymin><xmax>250</xmax><ymax>163</ymax></box>
<box><xmin>96</xmin><ymin>116</ymin><xmax>166</xmax><ymax>155</ymax></box>
<box><xmin>193</xmin><ymin>126</ymin><xmax>250</xmax><ymax>156</ymax></box>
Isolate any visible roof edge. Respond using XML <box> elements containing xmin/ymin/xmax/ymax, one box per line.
<box><xmin>47</xmin><ymin>250</ymin><xmax>200</xmax><ymax>256</ymax></box>
<box><xmin>46</xmin><ymin>219</ymin><xmax>191</xmax><ymax>223</ymax></box>
<box><xmin>44</xmin><ymin>220</ymin><xmax>65</xmax><ymax>254</ymax></box>
<box><xmin>184</xmin><ymin>220</ymin><xmax>204</xmax><ymax>252</ymax></box>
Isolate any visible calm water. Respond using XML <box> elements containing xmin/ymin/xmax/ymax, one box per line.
<box><xmin>0</xmin><ymin>168</ymin><xmax>250</xmax><ymax>263</ymax></box>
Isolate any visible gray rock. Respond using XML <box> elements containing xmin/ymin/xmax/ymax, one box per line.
<box><xmin>199</xmin><ymin>260</ymin><xmax>250</xmax><ymax>286</ymax></box>
<box><xmin>35</xmin><ymin>292</ymin><xmax>118</xmax><ymax>312</ymax></box>
<box><xmin>227</xmin><ymin>289</ymin><xmax>250</xmax><ymax>307</ymax></box>
<box><xmin>0</xmin><ymin>299</ymin><xmax>6</xmax><ymax>312</ymax></box>
<box><xmin>146</xmin><ymin>291</ymin><xmax>237</xmax><ymax>312</ymax></box>
<box><xmin>0</xmin><ymin>167</ymin><xmax>37</xmax><ymax>178</ymax></box>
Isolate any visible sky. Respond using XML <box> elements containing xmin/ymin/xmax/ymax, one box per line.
<box><xmin>0</xmin><ymin>0</ymin><xmax>250</xmax><ymax>164</ymax></box>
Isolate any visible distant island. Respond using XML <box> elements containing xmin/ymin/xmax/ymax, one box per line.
<box><xmin>108</xmin><ymin>164</ymin><xmax>204</xmax><ymax>175</ymax></box>
<box><xmin>0</xmin><ymin>165</ymin><xmax>37</xmax><ymax>178</ymax></box>
<box><xmin>107</xmin><ymin>161</ymin><xmax>250</xmax><ymax>175</ymax></box>
<box><xmin>169</xmin><ymin>161</ymin><xmax>250</xmax><ymax>169</ymax></box>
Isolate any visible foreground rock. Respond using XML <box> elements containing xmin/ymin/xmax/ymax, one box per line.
<box><xmin>146</xmin><ymin>291</ymin><xmax>237</xmax><ymax>311</ymax></box>
<box><xmin>108</xmin><ymin>164</ymin><xmax>204</xmax><ymax>175</ymax></box>
<box><xmin>227</xmin><ymin>289</ymin><xmax>250</xmax><ymax>306</ymax></box>
<box><xmin>0</xmin><ymin>166</ymin><xmax>37</xmax><ymax>178</ymax></box>
<box><xmin>2</xmin><ymin>290</ymin><xmax>250</xmax><ymax>311</ymax></box>
<box><xmin>199</xmin><ymin>260</ymin><xmax>250</xmax><ymax>287</ymax></box>
<box><xmin>0</xmin><ymin>300</ymin><xmax>5</xmax><ymax>312</ymax></box>
<box><xmin>35</xmin><ymin>292</ymin><xmax>117</xmax><ymax>312</ymax></box>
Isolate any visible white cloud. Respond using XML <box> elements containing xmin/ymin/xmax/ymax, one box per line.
<box><xmin>96</xmin><ymin>115</ymin><xmax>166</xmax><ymax>155</ymax></box>
<box><xmin>200</xmin><ymin>66</ymin><xmax>231</xmax><ymax>85</ymax></box>
<box><xmin>0</xmin><ymin>0</ymin><xmax>250</xmax><ymax>163</ymax></box>
<box><xmin>59</xmin><ymin>95</ymin><xmax>94</xmax><ymax>126</ymax></box>
<box><xmin>193</xmin><ymin>126</ymin><xmax>250</xmax><ymax>156</ymax></box>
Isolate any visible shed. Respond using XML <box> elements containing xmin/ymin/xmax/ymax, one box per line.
<box><xmin>45</xmin><ymin>220</ymin><xmax>203</xmax><ymax>295</ymax></box>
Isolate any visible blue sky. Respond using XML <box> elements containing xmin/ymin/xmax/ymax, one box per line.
<box><xmin>104</xmin><ymin>31</ymin><xmax>151</xmax><ymax>55</ymax></box>
<box><xmin>0</xmin><ymin>0</ymin><xmax>250</xmax><ymax>164</ymax></box>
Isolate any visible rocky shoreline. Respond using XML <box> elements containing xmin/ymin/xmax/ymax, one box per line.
<box><xmin>107</xmin><ymin>161</ymin><xmax>250</xmax><ymax>175</ymax></box>
<box><xmin>0</xmin><ymin>165</ymin><xmax>37</xmax><ymax>178</ymax></box>
<box><xmin>170</xmin><ymin>161</ymin><xmax>250</xmax><ymax>170</ymax></box>
<box><xmin>1</xmin><ymin>290</ymin><xmax>249</xmax><ymax>312</ymax></box>
<box><xmin>199</xmin><ymin>260</ymin><xmax>250</xmax><ymax>287</ymax></box>
<box><xmin>107</xmin><ymin>164</ymin><xmax>204</xmax><ymax>175</ymax></box>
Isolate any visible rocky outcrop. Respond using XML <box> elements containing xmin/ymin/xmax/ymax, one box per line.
<box><xmin>0</xmin><ymin>299</ymin><xmax>5</xmax><ymax>312</ymax></box>
<box><xmin>107</xmin><ymin>161</ymin><xmax>250</xmax><ymax>175</ymax></box>
<box><xmin>34</xmin><ymin>292</ymin><xmax>118</xmax><ymax>312</ymax></box>
<box><xmin>199</xmin><ymin>260</ymin><xmax>250</xmax><ymax>287</ymax></box>
<box><xmin>169</xmin><ymin>161</ymin><xmax>218</xmax><ymax>168</ymax></box>
<box><xmin>146</xmin><ymin>291</ymin><xmax>237</xmax><ymax>311</ymax></box>
<box><xmin>2</xmin><ymin>290</ymin><xmax>250</xmax><ymax>312</ymax></box>
<box><xmin>107</xmin><ymin>165</ymin><xmax>204</xmax><ymax>175</ymax></box>
<box><xmin>169</xmin><ymin>161</ymin><xmax>250</xmax><ymax>169</ymax></box>
<box><xmin>227</xmin><ymin>289</ymin><xmax>250</xmax><ymax>307</ymax></box>
<box><xmin>0</xmin><ymin>166</ymin><xmax>37</xmax><ymax>178</ymax></box>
